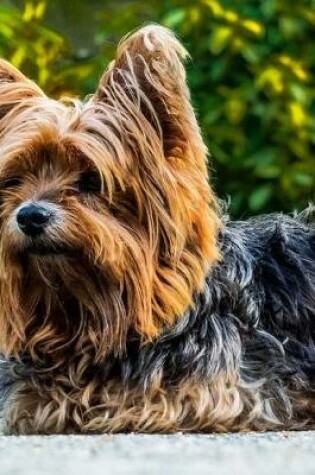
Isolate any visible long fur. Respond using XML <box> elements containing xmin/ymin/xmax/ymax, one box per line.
<box><xmin>0</xmin><ymin>25</ymin><xmax>313</xmax><ymax>434</ymax></box>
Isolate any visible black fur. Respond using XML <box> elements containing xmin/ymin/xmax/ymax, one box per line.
<box><xmin>1</xmin><ymin>209</ymin><xmax>314</xmax><ymax>429</ymax></box>
<box><xmin>108</xmin><ymin>209</ymin><xmax>315</xmax><ymax>385</ymax></box>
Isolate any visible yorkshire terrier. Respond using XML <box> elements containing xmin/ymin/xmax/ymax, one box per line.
<box><xmin>0</xmin><ymin>25</ymin><xmax>314</xmax><ymax>434</ymax></box>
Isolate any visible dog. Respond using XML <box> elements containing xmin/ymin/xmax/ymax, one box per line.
<box><xmin>0</xmin><ymin>25</ymin><xmax>314</xmax><ymax>434</ymax></box>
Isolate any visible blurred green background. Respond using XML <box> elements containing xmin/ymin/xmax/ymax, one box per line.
<box><xmin>1</xmin><ymin>0</ymin><xmax>314</xmax><ymax>217</ymax></box>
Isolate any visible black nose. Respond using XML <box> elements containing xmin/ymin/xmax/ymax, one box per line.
<box><xmin>17</xmin><ymin>204</ymin><xmax>51</xmax><ymax>236</ymax></box>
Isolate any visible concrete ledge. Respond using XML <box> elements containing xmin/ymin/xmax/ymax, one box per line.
<box><xmin>1</xmin><ymin>432</ymin><xmax>314</xmax><ymax>475</ymax></box>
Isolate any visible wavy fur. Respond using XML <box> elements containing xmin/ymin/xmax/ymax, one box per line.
<box><xmin>0</xmin><ymin>25</ymin><xmax>313</xmax><ymax>434</ymax></box>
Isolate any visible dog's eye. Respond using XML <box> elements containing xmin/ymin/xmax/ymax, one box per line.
<box><xmin>77</xmin><ymin>171</ymin><xmax>102</xmax><ymax>194</ymax></box>
<box><xmin>0</xmin><ymin>177</ymin><xmax>22</xmax><ymax>190</ymax></box>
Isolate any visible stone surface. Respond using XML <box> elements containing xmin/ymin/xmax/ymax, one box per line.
<box><xmin>1</xmin><ymin>432</ymin><xmax>314</xmax><ymax>475</ymax></box>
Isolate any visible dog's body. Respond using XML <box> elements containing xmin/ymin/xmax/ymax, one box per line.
<box><xmin>0</xmin><ymin>25</ymin><xmax>314</xmax><ymax>434</ymax></box>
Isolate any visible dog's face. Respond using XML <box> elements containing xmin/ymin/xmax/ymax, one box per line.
<box><xmin>0</xmin><ymin>100</ymin><xmax>136</xmax><ymax>264</ymax></box>
<box><xmin>0</xmin><ymin>26</ymin><xmax>220</xmax><ymax>362</ymax></box>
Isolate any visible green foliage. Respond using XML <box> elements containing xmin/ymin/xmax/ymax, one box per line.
<box><xmin>0</xmin><ymin>0</ymin><xmax>99</xmax><ymax>95</ymax></box>
<box><xmin>143</xmin><ymin>0</ymin><xmax>315</xmax><ymax>216</ymax></box>
<box><xmin>1</xmin><ymin>0</ymin><xmax>315</xmax><ymax>216</ymax></box>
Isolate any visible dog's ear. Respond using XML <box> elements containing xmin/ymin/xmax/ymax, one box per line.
<box><xmin>93</xmin><ymin>25</ymin><xmax>220</xmax><ymax>341</ymax></box>
<box><xmin>0</xmin><ymin>59</ymin><xmax>44</xmax><ymax>118</ymax></box>
<box><xmin>95</xmin><ymin>24</ymin><xmax>207</xmax><ymax>167</ymax></box>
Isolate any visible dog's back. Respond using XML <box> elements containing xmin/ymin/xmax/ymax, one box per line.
<box><xmin>87</xmin><ymin>209</ymin><xmax>315</xmax><ymax>431</ymax></box>
<box><xmin>220</xmin><ymin>210</ymin><xmax>315</xmax><ymax>424</ymax></box>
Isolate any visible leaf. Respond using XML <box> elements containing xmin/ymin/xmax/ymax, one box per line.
<box><xmin>225</xmin><ymin>98</ymin><xmax>246</xmax><ymax>124</ymax></box>
<box><xmin>209</xmin><ymin>26</ymin><xmax>232</xmax><ymax>54</ymax></box>
<box><xmin>242</xmin><ymin>19</ymin><xmax>264</xmax><ymax>37</ymax></box>
<box><xmin>163</xmin><ymin>8</ymin><xmax>186</xmax><ymax>28</ymax></box>
<box><xmin>293</xmin><ymin>173</ymin><xmax>313</xmax><ymax>187</ymax></box>
<box><xmin>289</xmin><ymin>102</ymin><xmax>307</xmax><ymax>128</ymax></box>
<box><xmin>254</xmin><ymin>166</ymin><xmax>280</xmax><ymax>178</ymax></box>
<box><xmin>249</xmin><ymin>185</ymin><xmax>273</xmax><ymax>211</ymax></box>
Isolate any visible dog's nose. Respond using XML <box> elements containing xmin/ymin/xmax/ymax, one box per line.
<box><xmin>17</xmin><ymin>204</ymin><xmax>51</xmax><ymax>236</ymax></box>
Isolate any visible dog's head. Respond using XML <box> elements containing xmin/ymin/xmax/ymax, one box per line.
<box><xmin>0</xmin><ymin>25</ymin><xmax>220</xmax><ymax>362</ymax></box>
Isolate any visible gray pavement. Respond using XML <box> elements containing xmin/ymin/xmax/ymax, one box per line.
<box><xmin>0</xmin><ymin>432</ymin><xmax>314</xmax><ymax>475</ymax></box>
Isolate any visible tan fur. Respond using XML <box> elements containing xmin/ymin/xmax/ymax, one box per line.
<box><xmin>0</xmin><ymin>26</ymin><xmax>220</xmax><ymax>362</ymax></box>
<box><xmin>4</xmin><ymin>366</ymin><xmax>313</xmax><ymax>435</ymax></box>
